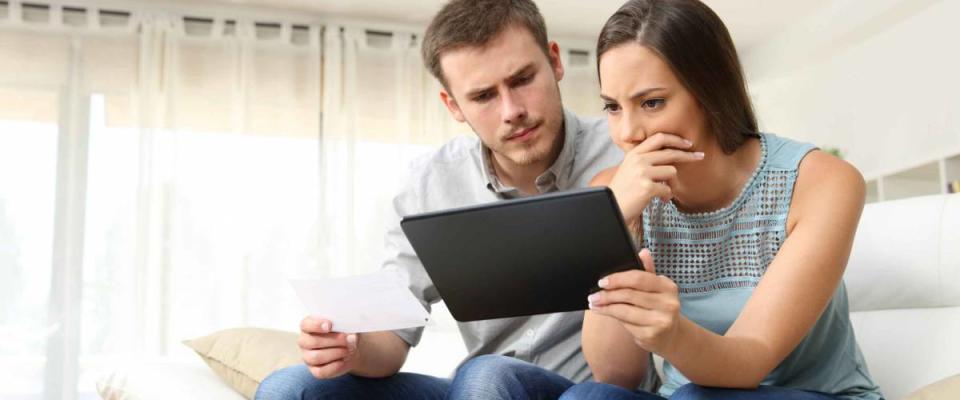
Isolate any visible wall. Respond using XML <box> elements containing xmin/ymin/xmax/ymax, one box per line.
<box><xmin>743</xmin><ymin>0</ymin><xmax>960</xmax><ymax>179</ymax></box>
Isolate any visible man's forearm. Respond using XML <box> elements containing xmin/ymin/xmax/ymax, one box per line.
<box><xmin>349</xmin><ymin>331</ymin><xmax>411</xmax><ymax>378</ymax></box>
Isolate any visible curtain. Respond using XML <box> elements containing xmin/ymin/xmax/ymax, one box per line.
<box><xmin>0</xmin><ymin>3</ymin><xmax>324</xmax><ymax>398</ymax></box>
<box><xmin>0</xmin><ymin>1</ymin><xmax>605</xmax><ymax>398</ymax></box>
<box><xmin>320</xmin><ymin>25</ymin><xmax>472</xmax><ymax>280</ymax></box>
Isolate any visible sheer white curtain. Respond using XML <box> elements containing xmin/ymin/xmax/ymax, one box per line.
<box><xmin>320</xmin><ymin>25</ymin><xmax>471</xmax><ymax>279</ymax></box>
<box><xmin>0</xmin><ymin>2</ymin><xmax>324</xmax><ymax>398</ymax></box>
<box><xmin>0</xmin><ymin>3</ymin><xmax>146</xmax><ymax>398</ymax></box>
<box><xmin>80</xmin><ymin>13</ymin><xmax>324</xmax><ymax>397</ymax></box>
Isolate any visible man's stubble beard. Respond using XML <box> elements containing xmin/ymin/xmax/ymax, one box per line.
<box><xmin>468</xmin><ymin>114</ymin><xmax>564</xmax><ymax>167</ymax></box>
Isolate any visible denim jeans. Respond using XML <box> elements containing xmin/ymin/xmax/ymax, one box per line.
<box><xmin>255</xmin><ymin>355</ymin><xmax>575</xmax><ymax>400</ymax></box>
<box><xmin>448</xmin><ymin>354</ymin><xmax>576</xmax><ymax>399</ymax></box>
<box><xmin>255</xmin><ymin>364</ymin><xmax>449</xmax><ymax>400</ymax></box>
<box><xmin>560</xmin><ymin>382</ymin><xmax>842</xmax><ymax>400</ymax></box>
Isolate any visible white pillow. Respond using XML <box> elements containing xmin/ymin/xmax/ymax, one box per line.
<box><xmin>97</xmin><ymin>357</ymin><xmax>246</xmax><ymax>400</ymax></box>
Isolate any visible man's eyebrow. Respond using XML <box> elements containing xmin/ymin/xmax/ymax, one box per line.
<box><xmin>507</xmin><ymin>64</ymin><xmax>536</xmax><ymax>82</ymax></box>
<box><xmin>465</xmin><ymin>63</ymin><xmax>538</xmax><ymax>98</ymax></box>
<box><xmin>466</xmin><ymin>85</ymin><xmax>495</xmax><ymax>99</ymax></box>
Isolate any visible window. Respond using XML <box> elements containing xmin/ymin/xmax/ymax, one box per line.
<box><xmin>0</xmin><ymin>86</ymin><xmax>60</xmax><ymax>398</ymax></box>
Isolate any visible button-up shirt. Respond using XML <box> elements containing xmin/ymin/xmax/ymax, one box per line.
<box><xmin>386</xmin><ymin>109</ymin><xmax>622</xmax><ymax>383</ymax></box>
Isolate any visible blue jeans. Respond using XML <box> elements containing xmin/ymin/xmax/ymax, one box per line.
<box><xmin>560</xmin><ymin>382</ymin><xmax>841</xmax><ymax>400</ymax></box>
<box><xmin>448</xmin><ymin>354</ymin><xmax>575</xmax><ymax>399</ymax></box>
<box><xmin>256</xmin><ymin>355</ymin><xmax>574</xmax><ymax>400</ymax></box>
<box><xmin>255</xmin><ymin>364</ymin><xmax>449</xmax><ymax>399</ymax></box>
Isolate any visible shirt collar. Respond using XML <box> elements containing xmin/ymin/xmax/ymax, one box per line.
<box><xmin>479</xmin><ymin>109</ymin><xmax>581</xmax><ymax>198</ymax></box>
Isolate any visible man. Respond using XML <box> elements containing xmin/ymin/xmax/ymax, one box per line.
<box><xmin>256</xmin><ymin>0</ymin><xmax>642</xmax><ymax>398</ymax></box>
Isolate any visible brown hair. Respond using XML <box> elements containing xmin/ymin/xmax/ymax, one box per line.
<box><xmin>422</xmin><ymin>0</ymin><xmax>551</xmax><ymax>88</ymax></box>
<box><xmin>597</xmin><ymin>0</ymin><xmax>758</xmax><ymax>154</ymax></box>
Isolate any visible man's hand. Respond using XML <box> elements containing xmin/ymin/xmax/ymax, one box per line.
<box><xmin>298</xmin><ymin>316</ymin><xmax>359</xmax><ymax>379</ymax></box>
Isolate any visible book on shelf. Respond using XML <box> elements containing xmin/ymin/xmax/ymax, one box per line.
<box><xmin>949</xmin><ymin>181</ymin><xmax>960</xmax><ymax>194</ymax></box>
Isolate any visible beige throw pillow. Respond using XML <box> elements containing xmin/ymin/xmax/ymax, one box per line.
<box><xmin>183</xmin><ymin>327</ymin><xmax>302</xmax><ymax>399</ymax></box>
<box><xmin>903</xmin><ymin>374</ymin><xmax>960</xmax><ymax>400</ymax></box>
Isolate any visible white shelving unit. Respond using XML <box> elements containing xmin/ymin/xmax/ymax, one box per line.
<box><xmin>864</xmin><ymin>149</ymin><xmax>960</xmax><ymax>203</ymax></box>
<box><xmin>946</xmin><ymin>154</ymin><xmax>960</xmax><ymax>193</ymax></box>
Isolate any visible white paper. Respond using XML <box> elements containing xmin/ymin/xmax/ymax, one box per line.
<box><xmin>288</xmin><ymin>270</ymin><xmax>430</xmax><ymax>333</ymax></box>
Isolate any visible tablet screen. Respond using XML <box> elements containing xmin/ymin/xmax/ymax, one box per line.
<box><xmin>401</xmin><ymin>187</ymin><xmax>642</xmax><ymax>321</ymax></box>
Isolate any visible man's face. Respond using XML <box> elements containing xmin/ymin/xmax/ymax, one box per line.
<box><xmin>438</xmin><ymin>25</ymin><xmax>565</xmax><ymax>169</ymax></box>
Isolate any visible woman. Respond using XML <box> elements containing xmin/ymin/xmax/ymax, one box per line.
<box><xmin>562</xmin><ymin>0</ymin><xmax>883</xmax><ymax>399</ymax></box>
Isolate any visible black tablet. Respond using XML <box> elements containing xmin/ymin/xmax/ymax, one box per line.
<box><xmin>400</xmin><ymin>187</ymin><xmax>642</xmax><ymax>322</ymax></box>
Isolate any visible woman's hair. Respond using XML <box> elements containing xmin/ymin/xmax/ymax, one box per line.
<box><xmin>597</xmin><ymin>0</ymin><xmax>758</xmax><ymax>154</ymax></box>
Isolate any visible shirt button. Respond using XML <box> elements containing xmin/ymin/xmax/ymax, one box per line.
<box><xmin>525</xmin><ymin>329</ymin><xmax>535</xmax><ymax>337</ymax></box>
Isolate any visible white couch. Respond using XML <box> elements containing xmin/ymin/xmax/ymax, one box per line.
<box><xmin>98</xmin><ymin>194</ymin><xmax>960</xmax><ymax>399</ymax></box>
<box><xmin>843</xmin><ymin>193</ymin><xmax>960</xmax><ymax>399</ymax></box>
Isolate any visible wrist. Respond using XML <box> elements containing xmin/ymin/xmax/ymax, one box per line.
<box><xmin>620</xmin><ymin>199</ymin><xmax>648</xmax><ymax>222</ymax></box>
<box><xmin>659</xmin><ymin>315</ymin><xmax>692</xmax><ymax>359</ymax></box>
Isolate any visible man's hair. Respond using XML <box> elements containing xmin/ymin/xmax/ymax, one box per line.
<box><xmin>597</xmin><ymin>0</ymin><xmax>759</xmax><ymax>154</ymax></box>
<box><xmin>422</xmin><ymin>0</ymin><xmax>551</xmax><ymax>88</ymax></box>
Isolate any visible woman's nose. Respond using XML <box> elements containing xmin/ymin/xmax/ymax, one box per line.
<box><xmin>618</xmin><ymin>112</ymin><xmax>646</xmax><ymax>144</ymax></box>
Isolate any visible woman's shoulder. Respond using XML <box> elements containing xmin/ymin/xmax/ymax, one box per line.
<box><xmin>796</xmin><ymin>151</ymin><xmax>864</xmax><ymax>195</ymax></box>
<box><xmin>789</xmin><ymin>150</ymin><xmax>866</xmax><ymax>229</ymax></box>
<box><xmin>762</xmin><ymin>133</ymin><xmax>817</xmax><ymax>171</ymax></box>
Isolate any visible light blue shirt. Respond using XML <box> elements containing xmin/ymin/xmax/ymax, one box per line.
<box><xmin>643</xmin><ymin>133</ymin><xmax>883</xmax><ymax>399</ymax></box>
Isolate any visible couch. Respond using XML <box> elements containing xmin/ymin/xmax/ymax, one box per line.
<box><xmin>97</xmin><ymin>194</ymin><xmax>960</xmax><ymax>399</ymax></box>
<box><xmin>842</xmin><ymin>193</ymin><xmax>960</xmax><ymax>399</ymax></box>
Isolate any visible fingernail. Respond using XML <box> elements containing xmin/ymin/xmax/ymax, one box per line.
<box><xmin>598</xmin><ymin>278</ymin><xmax>609</xmax><ymax>288</ymax></box>
<box><xmin>321</xmin><ymin>322</ymin><xmax>330</xmax><ymax>332</ymax></box>
<box><xmin>587</xmin><ymin>293</ymin><xmax>600</xmax><ymax>303</ymax></box>
<box><xmin>693</xmin><ymin>152</ymin><xmax>705</xmax><ymax>159</ymax></box>
<box><xmin>683</xmin><ymin>139</ymin><xmax>693</xmax><ymax>146</ymax></box>
<box><xmin>346</xmin><ymin>334</ymin><xmax>358</xmax><ymax>347</ymax></box>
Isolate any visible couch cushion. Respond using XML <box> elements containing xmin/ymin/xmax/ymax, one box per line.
<box><xmin>97</xmin><ymin>356</ymin><xmax>246</xmax><ymax>400</ymax></box>
<box><xmin>850</xmin><ymin>307</ymin><xmax>960</xmax><ymax>400</ymax></box>
<box><xmin>183</xmin><ymin>327</ymin><xmax>302</xmax><ymax>399</ymax></box>
<box><xmin>845</xmin><ymin>194</ymin><xmax>960</xmax><ymax>312</ymax></box>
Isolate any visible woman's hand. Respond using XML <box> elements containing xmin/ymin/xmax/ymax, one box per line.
<box><xmin>588</xmin><ymin>249</ymin><xmax>683</xmax><ymax>355</ymax></box>
<box><xmin>607</xmin><ymin>133</ymin><xmax>704</xmax><ymax>221</ymax></box>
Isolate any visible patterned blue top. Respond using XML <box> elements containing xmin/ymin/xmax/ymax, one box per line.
<box><xmin>643</xmin><ymin>133</ymin><xmax>882</xmax><ymax>399</ymax></box>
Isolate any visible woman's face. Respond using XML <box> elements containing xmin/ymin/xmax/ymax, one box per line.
<box><xmin>598</xmin><ymin>42</ymin><xmax>710</xmax><ymax>153</ymax></box>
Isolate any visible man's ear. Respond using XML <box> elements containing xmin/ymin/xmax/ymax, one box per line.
<box><xmin>440</xmin><ymin>88</ymin><xmax>466</xmax><ymax>123</ymax></box>
<box><xmin>548</xmin><ymin>41</ymin><xmax>565</xmax><ymax>82</ymax></box>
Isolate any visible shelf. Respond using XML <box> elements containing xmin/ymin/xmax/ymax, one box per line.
<box><xmin>865</xmin><ymin>180</ymin><xmax>880</xmax><ymax>203</ymax></box>
<box><xmin>946</xmin><ymin>154</ymin><xmax>960</xmax><ymax>193</ymax></box>
<box><xmin>854</xmin><ymin>144</ymin><xmax>959</xmax><ymax>202</ymax></box>
<box><xmin>882</xmin><ymin>161</ymin><xmax>942</xmax><ymax>201</ymax></box>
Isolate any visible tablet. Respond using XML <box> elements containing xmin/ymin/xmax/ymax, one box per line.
<box><xmin>400</xmin><ymin>187</ymin><xmax>642</xmax><ymax>322</ymax></box>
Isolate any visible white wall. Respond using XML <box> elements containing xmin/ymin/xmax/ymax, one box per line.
<box><xmin>743</xmin><ymin>0</ymin><xmax>960</xmax><ymax>180</ymax></box>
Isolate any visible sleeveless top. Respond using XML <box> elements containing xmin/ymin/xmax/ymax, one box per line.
<box><xmin>642</xmin><ymin>133</ymin><xmax>882</xmax><ymax>399</ymax></box>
